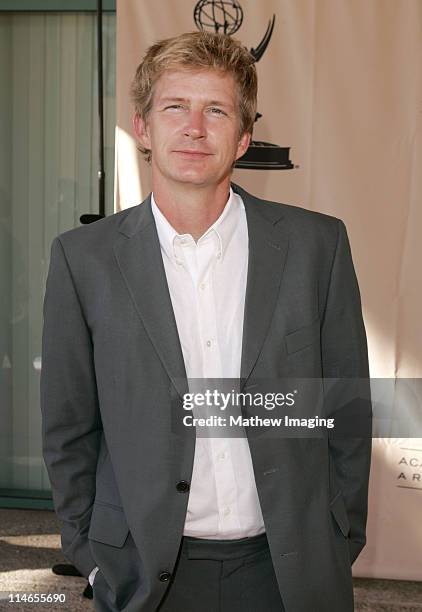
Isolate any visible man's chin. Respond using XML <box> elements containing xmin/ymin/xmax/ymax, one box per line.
<box><xmin>152</xmin><ymin>163</ymin><xmax>232</xmax><ymax>189</ymax></box>
<box><xmin>171</xmin><ymin>164</ymin><xmax>235</xmax><ymax>186</ymax></box>
<box><xmin>167</xmin><ymin>172</ymin><xmax>221</xmax><ymax>188</ymax></box>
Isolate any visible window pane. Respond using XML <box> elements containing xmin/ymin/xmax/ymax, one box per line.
<box><xmin>0</xmin><ymin>11</ymin><xmax>115</xmax><ymax>499</ymax></box>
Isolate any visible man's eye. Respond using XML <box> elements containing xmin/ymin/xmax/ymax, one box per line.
<box><xmin>209</xmin><ymin>107</ymin><xmax>225</xmax><ymax>115</ymax></box>
<box><xmin>164</xmin><ymin>104</ymin><xmax>184</xmax><ymax>110</ymax></box>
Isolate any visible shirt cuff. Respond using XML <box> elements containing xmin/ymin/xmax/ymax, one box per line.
<box><xmin>88</xmin><ymin>566</ymin><xmax>99</xmax><ymax>587</ymax></box>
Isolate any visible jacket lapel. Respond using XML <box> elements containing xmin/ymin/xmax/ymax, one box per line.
<box><xmin>113</xmin><ymin>195</ymin><xmax>188</xmax><ymax>400</ymax></box>
<box><xmin>232</xmin><ymin>184</ymin><xmax>289</xmax><ymax>389</ymax></box>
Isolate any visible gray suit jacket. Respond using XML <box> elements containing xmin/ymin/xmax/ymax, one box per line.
<box><xmin>41</xmin><ymin>183</ymin><xmax>372</xmax><ymax>612</ymax></box>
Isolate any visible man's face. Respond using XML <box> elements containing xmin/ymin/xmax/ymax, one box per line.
<box><xmin>133</xmin><ymin>68</ymin><xmax>251</xmax><ymax>189</ymax></box>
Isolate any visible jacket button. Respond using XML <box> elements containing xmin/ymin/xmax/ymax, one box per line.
<box><xmin>159</xmin><ymin>571</ymin><xmax>171</xmax><ymax>582</ymax></box>
<box><xmin>176</xmin><ymin>480</ymin><xmax>190</xmax><ymax>493</ymax></box>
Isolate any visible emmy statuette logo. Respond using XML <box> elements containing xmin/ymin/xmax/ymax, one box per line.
<box><xmin>193</xmin><ymin>0</ymin><xmax>294</xmax><ymax>171</ymax></box>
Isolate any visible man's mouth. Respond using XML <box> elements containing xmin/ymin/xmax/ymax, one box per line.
<box><xmin>173</xmin><ymin>150</ymin><xmax>213</xmax><ymax>157</ymax></box>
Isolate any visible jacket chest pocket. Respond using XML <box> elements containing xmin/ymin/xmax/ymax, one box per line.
<box><xmin>285</xmin><ymin>317</ymin><xmax>320</xmax><ymax>355</ymax></box>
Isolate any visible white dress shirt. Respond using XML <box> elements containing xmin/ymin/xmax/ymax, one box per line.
<box><xmin>151</xmin><ymin>188</ymin><xmax>265</xmax><ymax>539</ymax></box>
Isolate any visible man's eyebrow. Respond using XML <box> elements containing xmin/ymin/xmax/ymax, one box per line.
<box><xmin>207</xmin><ymin>99</ymin><xmax>233</xmax><ymax>108</ymax></box>
<box><xmin>158</xmin><ymin>97</ymin><xmax>187</xmax><ymax>104</ymax></box>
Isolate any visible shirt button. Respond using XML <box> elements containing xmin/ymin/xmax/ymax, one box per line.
<box><xmin>223</xmin><ymin>506</ymin><xmax>231</xmax><ymax>516</ymax></box>
<box><xmin>206</xmin><ymin>340</ymin><xmax>212</xmax><ymax>347</ymax></box>
<box><xmin>216</xmin><ymin>252</ymin><xmax>222</xmax><ymax>259</ymax></box>
<box><xmin>176</xmin><ymin>480</ymin><xmax>190</xmax><ymax>493</ymax></box>
<box><xmin>159</xmin><ymin>571</ymin><xmax>171</xmax><ymax>582</ymax></box>
<box><xmin>200</xmin><ymin>282</ymin><xmax>206</xmax><ymax>290</ymax></box>
<box><xmin>217</xmin><ymin>452</ymin><xmax>226</xmax><ymax>460</ymax></box>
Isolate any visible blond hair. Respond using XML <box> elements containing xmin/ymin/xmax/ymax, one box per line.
<box><xmin>130</xmin><ymin>31</ymin><xmax>257</xmax><ymax>162</ymax></box>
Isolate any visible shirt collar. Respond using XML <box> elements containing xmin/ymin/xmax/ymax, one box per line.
<box><xmin>150</xmin><ymin>187</ymin><xmax>240</xmax><ymax>265</ymax></box>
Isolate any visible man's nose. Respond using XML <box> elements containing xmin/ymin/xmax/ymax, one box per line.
<box><xmin>184</xmin><ymin>110</ymin><xmax>206</xmax><ymax>139</ymax></box>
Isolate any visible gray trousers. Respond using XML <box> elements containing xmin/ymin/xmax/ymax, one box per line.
<box><xmin>157</xmin><ymin>533</ymin><xmax>285</xmax><ymax>611</ymax></box>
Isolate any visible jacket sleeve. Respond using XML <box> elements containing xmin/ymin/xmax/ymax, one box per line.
<box><xmin>321</xmin><ymin>219</ymin><xmax>372</xmax><ymax>565</ymax></box>
<box><xmin>40</xmin><ymin>236</ymin><xmax>101</xmax><ymax>578</ymax></box>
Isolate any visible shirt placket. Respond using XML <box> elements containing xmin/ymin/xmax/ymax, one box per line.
<box><xmin>195</xmin><ymin>233</ymin><xmax>241</xmax><ymax>535</ymax></box>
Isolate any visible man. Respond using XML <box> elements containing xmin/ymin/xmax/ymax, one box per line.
<box><xmin>41</xmin><ymin>31</ymin><xmax>372</xmax><ymax>612</ymax></box>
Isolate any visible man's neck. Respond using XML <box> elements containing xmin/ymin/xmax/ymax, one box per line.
<box><xmin>151</xmin><ymin>179</ymin><xmax>231</xmax><ymax>242</ymax></box>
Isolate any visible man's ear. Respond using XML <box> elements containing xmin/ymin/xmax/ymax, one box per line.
<box><xmin>133</xmin><ymin>113</ymin><xmax>151</xmax><ymax>150</ymax></box>
<box><xmin>235</xmin><ymin>131</ymin><xmax>251</xmax><ymax>161</ymax></box>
